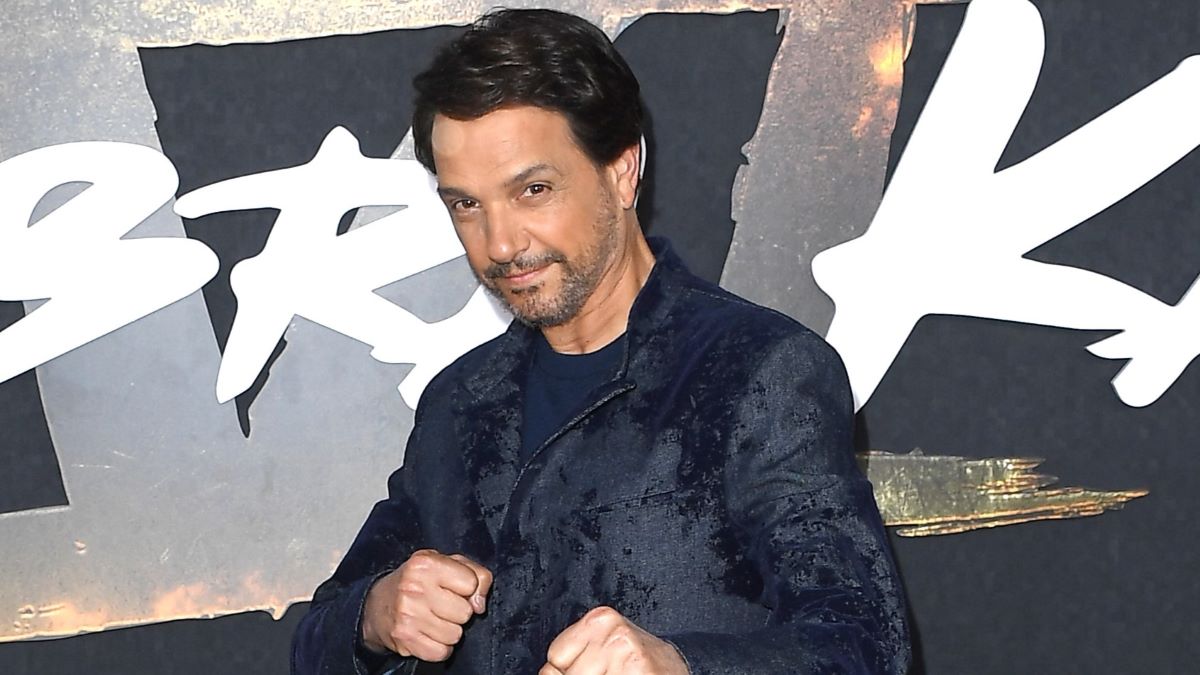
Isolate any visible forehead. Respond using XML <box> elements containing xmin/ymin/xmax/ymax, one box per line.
<box><xmin>431</xmin><ymin>106</ymin><xmax>587</xmax><ymax>181</ymax></box>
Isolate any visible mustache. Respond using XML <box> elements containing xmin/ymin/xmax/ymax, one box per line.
<box><xmin>484</xmin><ymin>250</ymin><xmax>567</xmax><ymax>280</ymax></box>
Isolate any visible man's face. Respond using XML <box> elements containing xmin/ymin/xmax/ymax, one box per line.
<box><xmin>431</xmin><ymin>106</ymin><xmax>630</xmax><ymax>328</ymax></box>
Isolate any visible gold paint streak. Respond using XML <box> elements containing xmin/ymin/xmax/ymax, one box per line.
<box><xmin>851</xmin><ymin>106</ymin><xmax>874</xmax><ymax>139</ymax></box>
<box><xmin>853</xmin><ymin>24</ymin><xmax>906</xmax><ymax>141</ymax></box>
<box><xmin>869</xmin><ymin>31</ymin><xmax>905</xmax><ymax>89</ymax></box>
<box><xmin>858</xmin><ymin>450</ymin><xmax>1149</xmax><ymax>537</ymax></box>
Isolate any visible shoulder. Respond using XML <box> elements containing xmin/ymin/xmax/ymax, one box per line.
<box><xmin>656</xmin><ymin>273</ymin><xmax>857</xmax><ymax>462</ymax></box>
<box><xmin>412</xmin><ymin>326</ymin><xmax>515</xmax><ymax>412</ymax></box>
<box><xmin>675</xmin><ymin>280</ymin><xmax>856</xmax><ymax>429</ymax></box>
<box><xmin>667</xmin><ymin>272</ymin><xmax>841</xmax><ymax>370</ymax></box>
<box><xmin>401</xmin><ymin>327</ymin><xmax>515</xmax><ymax>474</ymax></box>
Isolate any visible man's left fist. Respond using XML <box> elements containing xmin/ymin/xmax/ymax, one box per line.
<box><xmin>540</xmin><ymin>606</ymin><xmax>689</xmax><ymax>675</ymax></box>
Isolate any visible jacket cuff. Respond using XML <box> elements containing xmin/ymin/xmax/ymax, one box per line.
<box><xmin>345</xmin><ymin>570</ymin><xmax>404</xmax><ymax>675</ymax></box>
<box><xmin>659</xmin><ymin>636</ymin><xmax>694</xmax><ymax>674</ymax></box>
<box><xmin>662</xmin><ymin>632</ymin><xmax>746</xmax><ymax>675</ymax></box>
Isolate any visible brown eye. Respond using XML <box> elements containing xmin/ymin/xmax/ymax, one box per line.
<box><xmin>525</xmin><ymin>184</ymin><xmax>549</xmax><ymax>197</ymax></box>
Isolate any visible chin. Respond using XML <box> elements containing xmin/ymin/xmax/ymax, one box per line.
<box><xmin>511</xmin><ymin>297</ymin><xmax>573</xmax><ymax>329</ymax></box>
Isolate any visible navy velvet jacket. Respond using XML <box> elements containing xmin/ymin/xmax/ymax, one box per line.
<box><xmin>292</xmin><ymin>240</ymin><xmax>910</xmax><ymax>674</ymax></box>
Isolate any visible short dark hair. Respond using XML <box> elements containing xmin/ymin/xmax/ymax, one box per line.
<box><xmin>411</xmin><ymin>8</ymin><xmax>644</xmax><ymax>174</ymax></box>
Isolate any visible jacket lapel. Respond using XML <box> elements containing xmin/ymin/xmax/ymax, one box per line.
<box><xmin>454</xmin><ymin>322</ymin><xmax>531</xmax><ymax>553</ymax></box>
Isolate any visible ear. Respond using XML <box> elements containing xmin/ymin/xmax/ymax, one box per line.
<box><xmin>607</xmin><ymin>143</ymin><xmax>641</xmax><ymax>210</ymax></box>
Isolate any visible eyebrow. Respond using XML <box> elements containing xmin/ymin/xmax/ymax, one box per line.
<box><xmin>436</xmin><ymin>184</ymin><xmax>472</xmax><ymax>201</ymax></box>
<box><xmin>437</xmin><ymin>163</ymin><xmax>562</xmax><ymax>201</ymax></box>
<box><xmin>505</xmin><ymin>163</ymin><xmax>559</xmax><ymax>188</ymax></box>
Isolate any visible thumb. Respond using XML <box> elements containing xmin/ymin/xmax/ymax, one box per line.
<box><xmin>449</xmin><ymin>554</ymin><xmax>493</xmax><ymax>613</ymax></box>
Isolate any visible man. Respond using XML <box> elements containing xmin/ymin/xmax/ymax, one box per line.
<box><xmin>293</xmin><ymin>8</ymin><xmax>909</xmax><ymax>674</ymax></box>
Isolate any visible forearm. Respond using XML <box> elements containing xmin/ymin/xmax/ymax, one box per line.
<box><xmin>664</xmin><ymin>489</ymin><xmax>909</xmax><ymax>674</ymax></box>
<box><xmin>666</xmin><ymin>620</ymin><xmax>901</xmax><ymax>675</ymax></box>
<box><xmin>293</xmin><ymin>573</ymin><xmax>415</xmax><ymax>675</ymax></box>
<box><xmin>709</xmin><ymin>335</ymin><xmax>909</xmax><ymax>674</ymax></box>
<box><xmin>292</xmin><ymin>479</ymin><xmax>426</xmax><ymax>673</ymax></box>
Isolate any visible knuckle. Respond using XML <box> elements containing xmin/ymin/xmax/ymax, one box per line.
<box><xmin>390</xmin><ymin>623</ymin><xmax>419</xmax><ymax>646</ymax></box>
<box><xmin>405</xmin><ymin>549</ymin><xmax>443</xmax><ymax>571</ymax></box>
<box><xmin>464</xmin><ymin>573</ymin><xmax>481</xmax><ymax>594</ymax></box>
<box><xmin>604</xmin><ymin>625</ymin><xmax>635</xmax><ymax>651</ymax></box>
<box><xmin>397</xmin><ymin>578</ymin><xmax>424</xmax><ymax>596</ymax></box>
<box><xmin>451</xmin><ymin>604</ymin><xmax>473</xmax><ymax>624</ymax></box>
<box><xmin>400</xmin><ymin>561</ymin><xmax>428</xmax><ymax>578</ymax></box>
<box><xmin>423</xmin><ymin>644</ymin><xmax>454</xmax><ymax>662</ymax></box>
<box><xmin>585</xmin><ymin>605</ymin><xmax>619</xmax><ymax>626</ymax></box>
<box><xmin>394</xmin><ymin>612</ymin><xmax>422</xmax><ymax>633</ymax></box>
<box><xmin>396</xmin><ymin>578</ymin><xmax>424</xmax><ymax>598</ymax></box>
<box><xmin>449</xmin><ymin>554</ymin><xmax>474</xmax><ymax>575</ymax></box>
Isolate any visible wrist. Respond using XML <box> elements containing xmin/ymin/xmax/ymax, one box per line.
<box><xmin>359</xmin><ymin>577</ymin><xmax>391</xmax><ymax>655</ymax></box>
<box><xmin>660</xmin><ymin>636</ymin><xmax>692</xmax><ymax>674</ymax></box>
<box><xmin>360</xmin><ymin>623</ymin><xmax>388</xmax><ymax>656</ymax></box>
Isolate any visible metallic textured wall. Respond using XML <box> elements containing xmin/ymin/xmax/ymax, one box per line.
<box><xmin>0</xmin><ymin>0</ymin><xmax>1146</xmax><ymax>648</ymax></box>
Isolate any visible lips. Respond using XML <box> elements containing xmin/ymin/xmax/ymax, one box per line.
<box><xmin>503</xmin><ymin>264</ymin><xmax>549</xmax><ymax>287</ymax></box>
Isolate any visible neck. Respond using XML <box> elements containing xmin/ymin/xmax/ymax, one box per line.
<box><xmin>541</xmin><ymin>221</ymin><xmax>654</xmax><ymax>354</ymax></box>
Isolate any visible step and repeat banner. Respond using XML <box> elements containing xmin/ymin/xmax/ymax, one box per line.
<box><xmin>1</xmin><ymin>0</ymin><xmax>1196</xmax><ymax>672</ymax></box>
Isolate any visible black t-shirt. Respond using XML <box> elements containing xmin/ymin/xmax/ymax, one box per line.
<box><xmin>520</xmin><ymin>333</ymin><xmax>627</xmax><ymax>461</ymax></box>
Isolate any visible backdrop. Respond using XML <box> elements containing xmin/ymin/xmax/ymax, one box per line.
<box><xmin>1</xmin><ymin>0</ymin><xmax>1197</xmax><ymax>673</ymax></box>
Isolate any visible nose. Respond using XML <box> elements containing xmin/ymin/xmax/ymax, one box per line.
<box><xmin>484</xmin><ymin>205</ymin><xmax>529</xmax><ymax>264</ymax></box>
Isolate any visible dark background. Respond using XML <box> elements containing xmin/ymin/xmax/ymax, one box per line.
<box><xmin>3</xmin><ymin>1</ymin><xmax>1199</xmax><ymax>672</ymax></box>
<box><xmin>874</xmin><ymin>1</ymin><xmax>1200</xmax><ymax>673</ymax></box>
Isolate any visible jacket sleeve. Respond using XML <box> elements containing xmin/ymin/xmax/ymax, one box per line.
<box><xmin>663</xmin><ymin>331</ymin><xmax>911</xmax><ymax>674</ymax></box>
<box><xmin>291</xmin><ymin>397</ymin><xmax>440</xmax><ymax>675</ymax></box>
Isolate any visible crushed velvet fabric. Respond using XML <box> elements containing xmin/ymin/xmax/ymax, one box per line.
<box><xmin>291</xmin><ymin>239</ymin><xmax>911</xmax><ymax>674</ymax></box>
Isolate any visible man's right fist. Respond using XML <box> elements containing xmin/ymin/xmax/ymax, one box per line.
<box><xmin>361</xmin><ymin>549</ymin><xmax>493</xmax><ymax>662</ymax></box>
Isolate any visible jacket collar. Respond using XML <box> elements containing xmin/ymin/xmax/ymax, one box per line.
<box><xmin>452</xmin><ymin>237</ymin><xmax>693</xmax><ymax>550</ymax></box>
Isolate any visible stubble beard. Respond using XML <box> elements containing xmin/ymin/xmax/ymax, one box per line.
<box><xmin>480</xmin><ymin>192</ymin><xmax>622</xmax><ymax>329</ymax></box>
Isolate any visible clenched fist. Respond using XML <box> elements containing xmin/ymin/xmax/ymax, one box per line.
<box><xmin>540</xmin><ymin>606</ymin><xmax>689</xmax><ymax>675</ymax></box>
<box><xmin>361</xmin><ymin>549</ymin><xmax>493</xmax><ymax>662</ymax></box>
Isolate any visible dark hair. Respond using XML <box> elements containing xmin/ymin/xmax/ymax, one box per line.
<box><xmin>411</xmin><ymin>8</ymin><xmax>644</xmax><ymax>173</ymax></box>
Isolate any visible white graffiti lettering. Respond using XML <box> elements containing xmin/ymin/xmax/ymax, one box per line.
<box><xmin>0</xmin><ymin>141</ymin><xmax>219</xmax><ymax>384</ymax></box>
<box><xmin>174</xmin><ymin>127</ymin><xmax>508</xmax><ymax>407</ymax></box>
<box><xmin>813</xmin><ymin>0</ymin><xmax>1200</xmax><ymax>410</ymax></box>
<box><xmin>0</xmin><ymin>128</ymin><xmax>510</xmax><ymax>408</ymax></box>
